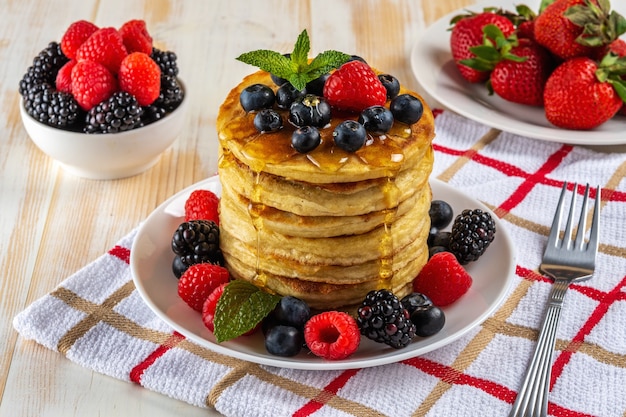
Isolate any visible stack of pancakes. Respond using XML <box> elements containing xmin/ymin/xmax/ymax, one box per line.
<box><xmin>217</xmin><ymin>70</ymin><xmax>434</xmax><ymax>309</ymax></box>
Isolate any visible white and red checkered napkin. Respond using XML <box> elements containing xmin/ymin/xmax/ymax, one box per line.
<box><xmin>14</xmin><ymin>110</ymin><xmax>626</xmax><ymax>417</ymax></box>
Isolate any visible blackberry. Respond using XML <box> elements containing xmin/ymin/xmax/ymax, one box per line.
<box><xmin>448</xmin><ymin>209</ymin><xmax>496</xmax><ymax>264</ymax></box>
<box><xmin>84</xmin><ymin>92</ymin><xmax>143</xmax><ymax>134</ymax></box>
<box><xmin>142</xmin><ymin>75</ymin><xmax>183</xmax><ymax>125</ymax></box>
<box><xmin>357</xmin><ymin>289</ymin><xmax>416</xmax><ymax>349</ymax></box>
<box><xmin>19</xmin><ymin>42</ymin><xmax>68</xmax><ymax>96</ymax></box>
<box><xmin>23</xmin><ymin>84</ymin><xmax>81</xmax><ymax>129</ymax></box>
<box><xmin>142</xmin><ymin>105</ymin><xmax>167</xmax><ymax>125</ymax></box>
<box><xmin>151</xmin><ymin>47</ymin><xmax>179</xmax><ymax>77</ymax></box>
<box><xmin>154</xmin><ymin>75</ymin><xmax>185</xmax><ymax>111</ymax></box>
<box><xmin>171</xmin><ymin>220</ymin><xmax>223</xmax><ymax>268</ymax></box>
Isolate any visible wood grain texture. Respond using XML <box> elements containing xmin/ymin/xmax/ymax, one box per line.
<box><xmin>0</xmin><ymin>0</ymin><xmax>478</xmax><ymax>415</ymax></box>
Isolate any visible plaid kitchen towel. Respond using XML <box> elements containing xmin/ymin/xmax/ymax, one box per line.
<box><xmin>13</xmin><ymin>110</ymin><xmax>626</xmax><ymax>417</ymax></box>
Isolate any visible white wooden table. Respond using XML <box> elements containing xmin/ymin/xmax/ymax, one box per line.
<box><xmin>0</xmin><ymin>0</ymin><xmax>475</xmax><ymax>415</ymax></box>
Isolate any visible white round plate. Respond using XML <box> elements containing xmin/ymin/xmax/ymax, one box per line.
<box><xmin>411</xmin><ymin>0</ymin><xmax>626</xmax><ymax>145</ymax></box>
<box><xmin>130</xmin><ymin>176</ymin><xmax>516</xmax><ymax>370</ymax></box>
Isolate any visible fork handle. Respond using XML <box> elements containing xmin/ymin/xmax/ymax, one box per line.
<box><xmin>508</xmin><ymin>279</ymin><xmax>570</xmax><ymax>417</ymax></box>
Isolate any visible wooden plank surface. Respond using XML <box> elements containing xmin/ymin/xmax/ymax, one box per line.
<box><xmin>0</xmin><ymin>0</ymin><xmax>475</xmax><ymax>415</ymax></box>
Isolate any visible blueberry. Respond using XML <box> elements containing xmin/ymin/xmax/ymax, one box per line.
<box><xmin>292</xmin><ymin>126</ymin><xmax>321</xmax><ymax>153</ymax></box>
<box><xmin>390</xmin><ymin>94</ymin><xmax>423</xmax><ymax>125</ymax></box>
<box><xmin>239</xmin><ymin>84</ymin><xmax>275</xmax><ymax>112</ymax></box>
<box><xmin>411</xmin><ymin>305</ymin><xmax>445</xmax><ymax>337</ymax></box>
<box><xmin>276</xmin><ymin>83</ymin><xmax>304</xmax><ymax>109</ymax></box>
<box><xmin>378</xmin><ymin>74</ymin><xmax>400</xmax><ymax>100</ymax></box>
<box><xmin>305</xmin><ymin>73</ymin><xmax>330</xmax><ymax>96</ymax></box>
<box><xmin>172</xmin><ymin>255</ymin><xmax>188</xmax><ymax>279</ymax></box>
<box><xmin>274</xmin><ymin>296</ymin><xmax>311</xmax><ymax>328</ymax></box>
<box><xmin>264</xmin><ymin>325</ymin><xmax>304</xmax><ymax>357</ymax></box>
<box><xmin>428</xmin><ymin>230</ymin><xmax>451</xmax><ymax>248</ymax></box>
<box><xmin>429</xmin><ymin>245</ymin><xmax>449</xmax><ymax>259</ymax></box>
<box><xmin>358</xmin><ymin>105</ymin><xmax>394</xmax><ymax>135</ymax></box>
<box><xmin>349</xmin><ymin>55</ymin><xmax>367</xmax><ymax>64</ymax></box>
<box><xmin>253</xmin><ymin>109</ymin><xmax>283</xmax><ymax>133</ymax></box>
<box><xmin>429</xmin><ymin>200</ymin><xmax>454</xmax><ymax>230</ymax></box>
<box><xmin>401</xmin><ymin>292</ymin><xmax>433</xmax><ymax>316</ymax></box>
<box><xmin>333</xmin><ymin>120</ymin><xmax>367</xmax><ymax>153</ymax></box>
<box><xmin>289</xmin><ymin>94</ymin><xmax>331</xmax><ymax>128</ymax></box>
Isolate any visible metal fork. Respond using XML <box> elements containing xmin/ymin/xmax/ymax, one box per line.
<box><xmin>508</xmin><ymin>182</ymin><xmax>600</xmax><ymax>417</ymax></box>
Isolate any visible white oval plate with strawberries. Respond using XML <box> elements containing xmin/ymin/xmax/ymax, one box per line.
<box><xmin>130</xmin><ymin>176</ymin><xmax>516</xmax><ymax>370</ymax></box>
<box><xmin>411</xmin><ymin>0</ymin><xmax>626</xmax><ymax>145</ymax></box>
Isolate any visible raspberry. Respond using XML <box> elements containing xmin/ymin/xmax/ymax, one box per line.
<box><xmin>76</xmin><ymin>27</ymin><xmax>128</xmax><ymax>74</ymax></box>
<box><xmin>61</xmin><ymin>20</ymin><xmax>99</xmax><ymax>59</ymax></box>
<box><xmin>55</xmin><ymin>60</ymin><xmax>75</xmax><ymax>94</ymax></box>
<box><xmin>119</xmin><ymin>19</ymin><xmax>153</xmax><ymax>55</ymax></box>
<box><xmin>118</xmin><ymin>52</ymin><xmax>161</xmax><ymax>106</ymax></box>
<box><xmin>412</xmin><ymin>251</ymin><xmax>473</xmax><ymax>306</ymax></box>
<box><xmin>178</xmin><ymin>263</ymin><xmax>230</xmax><ymax>312</ymax></box>
<box><xmin>201</xmin><ymin>282</ymin><xmax>228</xmax><ymax>332</ymax></box>
<box><xmin>71</xmin><ymin>60</ymin><xmax>117</xmax><ymax>111</ymax></box>
<box><xmin>304</xmin><ymin>311</ymin><xmax>360</xmax><ymax>360</ymax></box>
<box><xmin>185</xmin><ymin>189</ymin><xmax>220</xmax><ymax>224</ymax></box>
<box><xmin>323</xmin><ymin>60</ymin><xmax>387</xmax><ymax>113</ymax></box>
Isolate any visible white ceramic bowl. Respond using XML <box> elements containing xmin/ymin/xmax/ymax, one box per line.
<box><xmin>20</xmin><ymin>82</ymin><xmax>188</xmax><ymax>180</ymax></box>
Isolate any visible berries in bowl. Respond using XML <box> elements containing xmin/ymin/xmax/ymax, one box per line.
<box><xmin>18</xmin><ymin>19</ymin><xmax>187</xmax><ymax>180</ymax></box>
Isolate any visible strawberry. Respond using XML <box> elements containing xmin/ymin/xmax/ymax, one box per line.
<box><xmin>304</xmin><ymin>311</ymin><xmax>360</xmax><ymax>360</ymax></box>
<box><xmin>119</xmin><ymin>19</ymin><xmax>153</xmax><ymax>55</ymax></box>
<box><xmin>71</xmin><ymin>60</ymin><xmax>117</xmax><ymax>110</ymax></box>
<box><xmin>490</xmin><ymin>38</ymin><xmax>554</xmax><ymax>106</ymax></box>
<box><xmin>543</xmin><ymin>54</ymin><xmax>626</xmax><ymax>129</ymax></box>
<box><xmin>533</xmin><ymin>0</ymin><xmax>626</xmax><ymax>60</ymax></box>
<box><xmin>592</xmin><ymin>38</ymin><xmax>626</xmax><ymax>61</ymax></box>
<box><xmin>412</xmin><ymin>251</ymin><xmax>473</xmax><ymax>307</ymax></box>
<box><xmin>516</xmin><ymin>20</ymin><xmax>536</xmax><ymax>40</ymax></box>
<box><xmin>76</xmin><ymin>27</ymin><xmax>128</xmax><ymax>74</ymax></box>
<box><xmin>118</xmin><ymin>52</ymin><xmax>161</xmax><ymax>106</ymax></box>
<box><xmin>460</xmin><ymin>24</ymin><xmax>554</xmax><ymax>106</ymax></box>
<box><xmin>55</xmin><ymin>60</ymin><xmax>76</xmax><ymax>94</ymax></box>
<box><xmin>178</xmin><ymin>263</ymin><xmax>230</xmax><ymax>312</ymax></box>
<box><xmin>449</xmin><ymin>11</ymin><xmax>516</xmax><ymax>83</ymax></box>
<box><xmin>185</xmin><ymin>189</ymin><xmax>220</xmax><ymax>224</ymax></box>
<box><xmin>61</xmin><ymin>20</ymin><xmax>99</xmax><ymax>59</ymax></box>
<box><xmin>323</xmin><ymin>60</ymin><xmax>387</xmax><ymax>113</ymax></box>
<box><xmin>201</xmin><ymin>282</ymin><xmax>228</xmax><ymax>332</ymax></box>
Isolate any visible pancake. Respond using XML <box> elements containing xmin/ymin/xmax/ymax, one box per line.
<box><xmin>216</xmin><ymin>69</ymin><xmax>435</xmax><ymax>309</ymax></box>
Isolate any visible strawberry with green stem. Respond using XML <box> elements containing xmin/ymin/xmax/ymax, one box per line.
<box><xmin>461</xmin><ymin>24</ymin><xmax>554</xmax><ymax>106</ymax></box>
<box><xmin>449</xmin><ymin>9</ymin><xmax>516</xmax><ymax>83</ymax></box>
<box><xmin>534</xmin><ymin>0</ymin><xmax>626</xmax><ymax>60</ymax></box>
<box><xmin>543</xmin><ymin>52</ymin><xmax>626</xmax><ymax>129</ymax></box>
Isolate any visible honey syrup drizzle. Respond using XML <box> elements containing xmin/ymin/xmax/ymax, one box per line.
<box><xmin>248</xmin><ymin>170</ymin><xmax>268</xmax><ymax>287</ymax></box>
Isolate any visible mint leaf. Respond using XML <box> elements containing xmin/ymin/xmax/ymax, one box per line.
<box><xmin>236</xmin><ymin>50</ymin><xmax>292</xmax><ymax>79</ymax></box>
<box><xmin>213</xmin><ymin>280</ymin><xmax>281</xmax><ymax>343</ymax></box>
<box><xmin>291</xmin><ymin>29</ymin><xmax>311</xmax><ymax>70</ymax></box>
<box><xmin>236</xmin><ymin>29</ymin><xmax>351</xmax><ymax>91</ymax></box>
<box><xmin>309</xmin><ymin>50</ymin><xmax>352</xmax><ymax>78</ymax></box>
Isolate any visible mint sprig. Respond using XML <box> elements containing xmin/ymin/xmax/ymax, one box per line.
<box><xmin>236</xmin><ymin>29</ymin><xmax>351</xmax><ymax>91</ymax></box>
<box><xmin>213</xmin><ymin>280</ymin><xmax>281</xmax><ymax>343</ymax></box>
